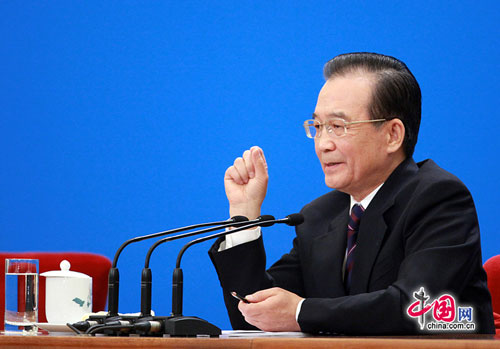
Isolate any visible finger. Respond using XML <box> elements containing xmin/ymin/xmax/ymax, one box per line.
<box><xmin>243</xmin><ymin>315</ymin><xmax>264</xmax><ymax>330</ymax></box>
<box><xmin>233</xmin><ymin>157</ymin><xmax>249</xmax><ymax>184</ymax></box>
<box><xmin>238</xmin><ymin>300</ymin><xmax>271</xmax><ymax>331</ymax></box>
<box><xmin>237</xmin><ymin>300</ymin><xmax>246</xmax><ymax>313</ymax></box>
<box><xmin>238</xmin><ymin>300</ymin><xmax>264</xmax><ymax>318</ymax></box>
<box><xmin>225</xmin><ymin>165</ymin><xmax>244</xmax><ymax>185</ymax></box>
<box><xmin>250</xmin><ymin>146</ymin><xmax>268</xmax><ymax>178</ymax></box>
<box><xmin>242</xmin><ymin>150</ymin><xmax>255</xmax><ymax>179</ymax></box>
<box><xmin>245</xmin><ymin>287</ymin><xmax>277</xmax><ymax>303</ymax></box>
<box><xmin>239</xmin><ymin>309</ymin><xmax>262</xmax><ymax>329</ymax></box>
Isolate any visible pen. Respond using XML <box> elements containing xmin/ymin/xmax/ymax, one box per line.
<box><xmin>231</xmin><ymin>291</ymin><xmax>250</xmax><ymax>304</ymax></box>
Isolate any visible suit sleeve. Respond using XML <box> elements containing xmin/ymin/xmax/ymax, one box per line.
<box><xmin>209</xmin><ymin>230</ymin><xmax>305</xmax><ymax>329</ymax></box>
<box><xmin>209</xmin><ymin>236</ymin><xmax>271</xmax><ymax>329</ymax></box>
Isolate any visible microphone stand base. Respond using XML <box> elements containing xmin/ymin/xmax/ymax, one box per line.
<box><xmin>73</xmin><ymin>314</ymin><xmax>220</xmax><ymax>337</ymax></box>
<box><xmin>83</xmin><ymin>314</ymin><xmax>141</xmax><ymax>336</ymax></box>
<box><xmin>164</xmin><ymin>316</ymin><xmax>221</xmax><ymax>337</ymax></box>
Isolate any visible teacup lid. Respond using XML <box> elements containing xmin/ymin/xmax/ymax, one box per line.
<box><xmin>40</xmin><ymin>260</ymin><xmax>91</xmax><ymax>279</ymax></box>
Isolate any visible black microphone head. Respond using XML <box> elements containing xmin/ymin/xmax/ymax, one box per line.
<box><xmin>285</xmin><ymin>213</ymin><xmax>304</xmax><ymax>226</ymax></box>
<box><xmin>258</xmin><ymin>215</ymin><xmax>276</xmax><ymax>227</ymax></box>
<box><xmin>230</xmin><ymin>215</ymin><xmax>249</xmax><ymax>223</ymax></box>
<box><xmin>229</xmin><ymin>215</ymin><xmax>249</xmax><ymax>228</ymax></box>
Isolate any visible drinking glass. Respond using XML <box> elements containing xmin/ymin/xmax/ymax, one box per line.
<box><xmin>4</xmin><ymin>259</ymin><xmax>39</xmax><ymax>335</ymax></box>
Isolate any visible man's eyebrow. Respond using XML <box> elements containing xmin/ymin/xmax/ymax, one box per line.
<box><xmin>312</xmin><ymin>111</ymin><xmax>348</xmax><ymax>119</ymax></box>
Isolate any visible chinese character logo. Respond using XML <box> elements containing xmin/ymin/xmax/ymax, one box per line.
<box><xmin>406</xmin><ymin>287</ymin><xmax>475</xmax><ymax>331</ymax></box>
<box><xmin>458</xmin><ymin>307</ymin><xmax>473</xmax><ymax>322</ymax></box>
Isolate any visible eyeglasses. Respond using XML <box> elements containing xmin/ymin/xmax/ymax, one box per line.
<box><xmin>303</xmin><ymin>118</ymin><xmax>386</xmax><ymax>138</ymax></box>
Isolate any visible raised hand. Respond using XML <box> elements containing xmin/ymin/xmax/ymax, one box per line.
<box><xmin>224</xmin><ymin>146</ymin><xmax>268</xmax><ymax>220</ymax></box>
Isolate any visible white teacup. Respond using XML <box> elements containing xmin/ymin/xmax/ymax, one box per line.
<box><xmin>41</xmin><ymin>260</ymin><xmax>92</xmax><ymax>324</ymax></box>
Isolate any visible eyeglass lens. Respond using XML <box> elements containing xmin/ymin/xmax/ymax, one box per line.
<box><xmin>306</xmin><ymin>120</ymin><xmax>345</xmax><ymax>138</ymax></box>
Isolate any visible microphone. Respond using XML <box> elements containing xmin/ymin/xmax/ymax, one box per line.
<box><xmin>268</xmin><ymin>213</ymin><xmax>305</xmax><ymax>227</ymax></box>
<box><xmin>106</xmin><ymin>215</ymin><xmax>248</xmax><ymax>316</ymax></box>
<box><xmin>69</xmin><ymin>319</ymin><xmax>100</xmax><ymax>332</ymax></box>
<box><xmin>164</xmin><ymin>213</ymin><xmax>304</xmax><ymax>337</ymax></box>
<box><xmin>172</xmin><ymin>214</ymin><xmax>303</xmax><ymax>314</ymax></box>
<box><xmin>133</xmin><ymin>319</ymin><xmax>163</xmax><ymax>335</ymax></box>
<box><xmin>139</xmin><ymin>215</ymin><xmax>274</xmax><ymax>318</ymax></box>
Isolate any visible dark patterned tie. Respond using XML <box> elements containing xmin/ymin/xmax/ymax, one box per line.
<box><xmin>344</xmin><ymin>203</ymin><xmax>365</xmax><ymax>293</ymax></box>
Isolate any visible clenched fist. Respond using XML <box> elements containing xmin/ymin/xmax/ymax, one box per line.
<box><xmin>224</xmin><ymin>146</ymin><xmax>268</xmax><ymax>220</ymax></box>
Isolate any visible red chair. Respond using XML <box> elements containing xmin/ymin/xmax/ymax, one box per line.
<box><xmin>1</xmin><ymin>252</ymin><xmax>111</xmax><ymax>329</ymax></box>
<box><xmin>484</xmin><ymin>255</ymin><xmax>500</xmax><ymax>336</ymax></box>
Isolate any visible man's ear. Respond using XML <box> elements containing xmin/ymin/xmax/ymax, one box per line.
<box><xmin>386</xmin><ymin>118</ymin><xmax>405</xmax><ymax>154</ymax></box>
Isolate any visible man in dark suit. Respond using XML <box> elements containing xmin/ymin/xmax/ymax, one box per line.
<box><xmin>209</xmin><ymin>52</ymin><xmax>495</xmax><ymax>334</ymax></box>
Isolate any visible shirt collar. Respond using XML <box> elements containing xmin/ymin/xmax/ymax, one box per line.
<box><xmin>349</xmin><ymin>183</ymin><xmax>384</xmax><ymax>212</ymax></box>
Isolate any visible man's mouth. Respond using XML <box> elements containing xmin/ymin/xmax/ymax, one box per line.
<box><xmin>325</xmin><ymin>162</ymin><xmax>340</xmax><ymax>167</ymax></box>
<box><xmin>324</xmin><ymin>162</ymin><xmax>342</xmax><ymax>171</ymax></box>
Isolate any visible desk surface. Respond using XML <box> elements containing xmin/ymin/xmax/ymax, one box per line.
<box><xmin>1</xmin><ymin>334</ymin><xmax>499</xmax><ymax>349</ymax></box>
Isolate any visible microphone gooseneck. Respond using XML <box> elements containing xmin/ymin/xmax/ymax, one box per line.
<box><xmin>107</xmin><ymin>215</ymin><xmax>248</xmax><ymax>316</ymax></box>
<box><xmin>143</xmin><ymin>215</ymin><xmax>249</xmax><ymax>268</ymax></box>
<box><xmin>140</xmin><ymin>215</ymin><xmax>256</xmax><ymax>316</ymax></box>
<box><xmin>171</xmin><ymin>213</ymin><xmax>304</xmax><ymax>317</ymax></box>
<box><xmin>89</xmin><ymin>212</ymin><xmax>304</xmax><ymax>337</ymax></box>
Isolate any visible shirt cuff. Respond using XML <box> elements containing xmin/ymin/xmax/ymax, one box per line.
<box><xmin>218</xmin><ymin>226</ymin><xmax>262</xmax><ymax>251</ymax></box>
<box><xmin>295</xmin><ymin>298</ymin><xmax>305</xmax><ymax>322</ymax></box>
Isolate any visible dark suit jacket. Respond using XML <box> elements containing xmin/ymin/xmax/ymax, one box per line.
<box><xmin>209</xmin><ymin>158</ymin><xmax>495</xmax><ymax>334</ymax></box>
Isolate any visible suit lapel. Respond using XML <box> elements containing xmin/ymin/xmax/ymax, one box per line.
<box><xmin>350</xmin><ymin>205</ymin><xmax>389</xmax><ymax>293</ymax></box>
<box><xmin>310</xmin><ymin>204</ymin><xmax>349</xmax><ymax>297</ymax></box>
<box><xmin>349</xmin><ymin>158</ymin><xmax>419</xmax><ymax>294</ymax></box>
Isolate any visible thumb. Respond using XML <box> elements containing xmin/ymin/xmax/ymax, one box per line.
<box><xmin>251</xmin><ymin>146</ymin><xmax>268</xmax><ymax>178</ymax></box>
<box><xmin>245</xmin><ymin>288</ymin><xmax>275</xmax><ymax>303</ymax></box>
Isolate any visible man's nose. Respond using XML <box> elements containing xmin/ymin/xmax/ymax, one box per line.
<box><xmin>316</xmin><ymin>129</ymin><xmax>336</xmax><ymax>151</ymax></box>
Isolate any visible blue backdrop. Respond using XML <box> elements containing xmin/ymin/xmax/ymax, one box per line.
<box><xmin>1</xmin><ymin>1</ymin><xmax>499</xmax><ymax>330</ymax></box>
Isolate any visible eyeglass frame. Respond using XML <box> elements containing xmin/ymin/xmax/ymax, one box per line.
<box><xmin>303</xmin><ymin>117</ymin><xmax>387</xmax><ymax>138</ymax></box>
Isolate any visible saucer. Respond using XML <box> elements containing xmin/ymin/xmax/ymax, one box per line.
<box><xmin>34</xmin><ymin>322</ymin><xmax>72</xmax><ymax>333</ymax></box>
